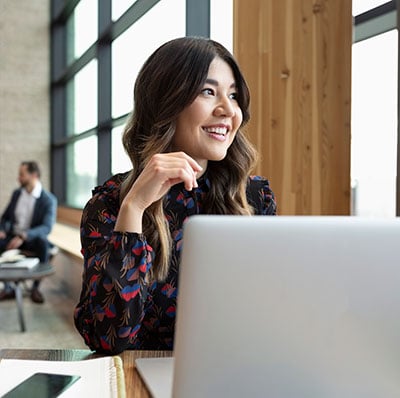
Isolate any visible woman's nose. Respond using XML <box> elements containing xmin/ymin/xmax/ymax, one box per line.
<box><xmin>214</xmin><ymin>97</ymin><xmax>235</xmax><ymax>117</ymax></box>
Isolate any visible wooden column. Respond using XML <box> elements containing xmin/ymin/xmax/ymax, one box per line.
<box><xmin>234</xmin><ymin>0</ymin><xmax>352</xmax><ymax>215</ymax></box>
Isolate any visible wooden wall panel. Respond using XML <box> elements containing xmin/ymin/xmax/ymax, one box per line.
<box><xmin>234</xmin><ymin>0</ymin><xmax>352</xmax><ymax>215</ymax></box>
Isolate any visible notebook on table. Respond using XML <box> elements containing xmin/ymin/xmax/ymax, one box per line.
<box><xmin>0</xmin><ymin>250</ymin><xmax>39</xmax><ymax>269</ymax></box>
<box><xmin>136</xmin><ymin>215</ymin><xmax>400</xmax><ymax>398</ymax></box>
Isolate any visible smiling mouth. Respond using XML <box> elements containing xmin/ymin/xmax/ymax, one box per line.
<box><xmin>202</xmin><ymin>126</ymin><xmax>228</xmax><ymax>136</ymax></box>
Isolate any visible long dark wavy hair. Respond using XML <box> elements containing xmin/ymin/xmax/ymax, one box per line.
<box><xmin>121</xmin><ymin>36</ymin><xmax>258</xmax><ymax>281</ymax></box>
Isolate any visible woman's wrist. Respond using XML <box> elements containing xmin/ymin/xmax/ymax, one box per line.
<box><xmin>114</xmin><ymin>200</ymin><xmax>144</xmax><ymax>233</ymax></box>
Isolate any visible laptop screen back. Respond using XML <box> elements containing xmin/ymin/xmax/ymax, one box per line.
<box><xmin>172</xmin><ymin>215</ymin><xmax>400</xmax><ymax>398</ymax></box>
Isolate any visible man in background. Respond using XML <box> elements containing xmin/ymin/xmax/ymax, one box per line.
<box><xmin>0</xmin><ymin>161</ymin><xmax>57</xmax><ymax>303</ymax></box>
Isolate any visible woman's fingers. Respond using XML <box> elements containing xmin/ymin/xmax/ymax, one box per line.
<box><xmin>116</xmin><ymin>152</ymin><xmax>203</xmax><ymax>233</ymax></box>
<box><xmin>150</xmin><ymin>153</ymin><xmax>200</xmax><ymax>191</ymax></box>
<box><xmin>126</xmin><ymin>152</ymin><xmax>203</xmax><ymax>211</ymax></box>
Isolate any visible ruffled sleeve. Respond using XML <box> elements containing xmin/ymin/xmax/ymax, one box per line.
<box><xmin>74</xmin><ymin>175</ymin><xmax>154</xmax><ymax>354</ymax></box>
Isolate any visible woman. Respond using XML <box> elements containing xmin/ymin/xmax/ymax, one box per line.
<box><xmin>74</xmin><ymin>36</ymin><xmax>277</xmax><ymax>354</ymax></box>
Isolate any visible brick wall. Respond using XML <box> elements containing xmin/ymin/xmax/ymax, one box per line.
<box><xmin>0</xmin><ymin>0</ymin><xmax>51</xmax><ymax>210</ymax></box>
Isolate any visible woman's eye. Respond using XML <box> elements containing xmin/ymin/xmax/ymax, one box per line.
<box><xmin>200</xmin><ymin>88</ymin><xmax>238</xmax><ymax>101</ymax></box>
<box><xmin>201</xmin><ymin>88</ymin><xmax>214</xmax><ymax>96</ymax></box>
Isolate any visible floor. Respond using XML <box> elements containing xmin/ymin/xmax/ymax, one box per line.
<box><xmin>0</xmin><ymin>273</ymin><xmax>87</xmax><ymax>350</ymax></box>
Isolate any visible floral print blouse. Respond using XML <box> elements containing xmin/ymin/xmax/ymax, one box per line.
<box><xmin>74</xmin><ymin>172</ymin><xmax>277</xmax><ymax>354</ymax></box>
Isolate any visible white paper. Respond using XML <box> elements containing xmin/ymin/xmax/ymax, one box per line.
<box><xmin>0</xmin><ymin>357</ymin><xmax>116</xmax><ymax>397</ymax></box>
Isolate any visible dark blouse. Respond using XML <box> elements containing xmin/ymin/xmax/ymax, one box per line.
<box><xmin>74</xmin><ymin>172</ymin><xmax>277</xmax><ymax>354</ymax></box>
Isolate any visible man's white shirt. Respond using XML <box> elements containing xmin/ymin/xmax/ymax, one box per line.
<box><xmin>13</xmin><ymin>182</ymin><xmax>42</xmax><ymax>236</ymax></box>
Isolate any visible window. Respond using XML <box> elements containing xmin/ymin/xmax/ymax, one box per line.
<box><xmin>66</xmin><ymin>0</ymin><xmax>98</xmax><ymax>63</ymax></box>
<box><xmin>111</xmin><ymin>0</ymin><xmax>185</xmax><ymax>119</ymax></box>
<box><xmin>66</xmin><ymin>59</ymin><xmax>98</xmax><ymax>135</ymax></box>
<box><xmin>351</xmin><ymin>1</ymin><xmax>398</xmax><ymax>217</ymax></box>
<box><xmin>351</xmin><ymin>30</ymin><xmax>398</xmax><ymax>217</ymax></box>
<box><xmin>353</xmin><ymin>0</ymin><xmax>389</xmax><ymax>16</ymax></box>
<box><xmin>112</xmin><ymin>0</ymin><xmax>137</xmax><ymax>22</ymax></box>
<box><xmin>210</xmin><ymin>0</ymin><xmax>233</xmax><ymax>52</ymax></box>
<box><xmin>66</xmin><ymin>136</ymin><xmax>98</xmax><ymax>208</ymax></box>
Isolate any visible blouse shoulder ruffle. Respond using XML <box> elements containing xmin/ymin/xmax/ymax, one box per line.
<box><xmin>247</xmin><ymin>175</ymin><xmax>277</xmax><ymax>215</ymax></box>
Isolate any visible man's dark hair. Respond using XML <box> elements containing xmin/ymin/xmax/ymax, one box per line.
<box><xmin>21</xmin><ymin>161</ymin><xmax>41</xmax><ymax>178</ymax></box>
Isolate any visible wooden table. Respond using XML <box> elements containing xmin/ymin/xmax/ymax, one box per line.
<box><xmin>0</xmin><ymin>348</ymin><xmax>172</xmax><ymax>397</ymax></box>
<box><xmin>0</xmin><ymin>262</ymin><xmax>55</xmax><ymax>332</ymax></box>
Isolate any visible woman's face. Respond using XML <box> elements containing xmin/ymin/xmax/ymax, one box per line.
<box><xmin>172</xmin><ymin>57</ymin><xmax>243</xmax><ymax>171</ymax></box>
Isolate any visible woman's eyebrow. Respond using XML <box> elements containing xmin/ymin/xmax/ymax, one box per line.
<box><xmin>204</xmin><ymin>78</ymin><xmax>237</xmax><ymax>89</ymax></box>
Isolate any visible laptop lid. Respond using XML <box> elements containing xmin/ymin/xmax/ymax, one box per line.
<box><xmin>170</xmin><ymin>215</ymin><xmax>400</xmax><ymax>398</ymax></box>
<box><xmin>136</xmin><ymin>216</ymin><xmax>400</xmax><ymax>397</ymax></box>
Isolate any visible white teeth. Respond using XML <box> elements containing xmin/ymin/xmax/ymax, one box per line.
<box><xmin>203</xmin><ymin>127</ymin><xmax>227</xmax><ymax>135</ymax></box>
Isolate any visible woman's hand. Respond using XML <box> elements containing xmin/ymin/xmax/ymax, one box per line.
<box><xmin>115</xmin><ymin>152</ymin><xmax>203</xmax><ymax>233</ymax></box>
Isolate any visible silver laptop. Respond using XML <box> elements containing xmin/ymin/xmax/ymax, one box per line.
<box><xmin>136</xmin><ymin>215</ymin><xmax>400</xmax><ymax>398</ymax></box>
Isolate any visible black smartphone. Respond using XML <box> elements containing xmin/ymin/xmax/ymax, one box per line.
<box><xmin>2</xmin><ymin>372</ymin><xmax>81</xmax><ymax>398</ymax></box>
